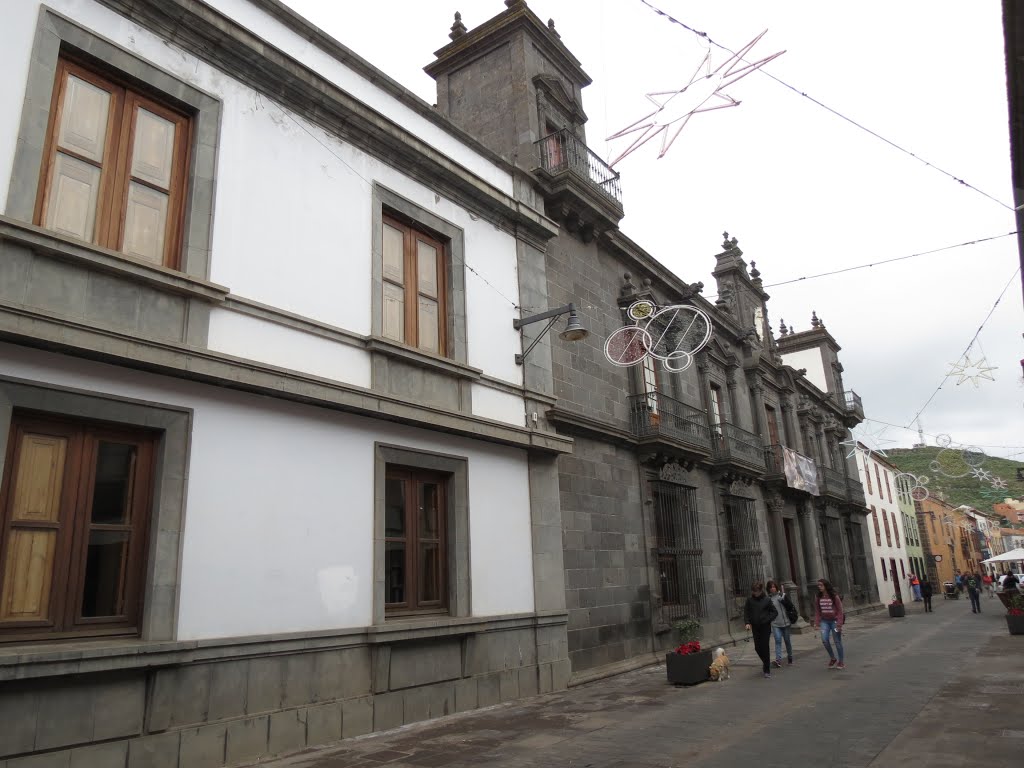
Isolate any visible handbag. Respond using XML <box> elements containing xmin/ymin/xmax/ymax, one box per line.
<box><xmin>784</xmin><ymin>597</ymin><xmax>799</xmax><ymax>624</ymax></box>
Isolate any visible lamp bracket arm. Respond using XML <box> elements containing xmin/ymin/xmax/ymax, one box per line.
<box><xmin>512</xmin><ymin>303</ymin><xmax>576</xmax><ymax>330</ymax></box>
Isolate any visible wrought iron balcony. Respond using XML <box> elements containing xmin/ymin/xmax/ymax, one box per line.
<box><xmin>713</xmin><ymin>422</ymin><xmax>766</xmax><ymax>471</ymax></box>
<box><xmin>628</xmin><ymin>393</ymin><xmax>712</xmax><ymax>453</ymax></box>
<box><xmin>533</xmin><ymin>129</ymin><xmax>624</xmax><ymax>229</ymax></box>
<box><xmin>763</xmin><ymin>443</ymin><xmax>785</xmax><ymax>475</ymax></box>
<box><xmin>818</xmin><ymin>465</ymin><xmax>849</xmax><ymax>501</ymax></box>
<box><xmin>847</xmin><ymin>477</ymin><xmax>866</xmax><ymax>507</ymax></box>
<box><xmin>843</xmin><ymin>390</ymin><xmax>865</xmax><ymax>423</ymax></box>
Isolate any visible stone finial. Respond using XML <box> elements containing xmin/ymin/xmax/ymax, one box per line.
<box><xmin>779</xmin><ymin>318</ymin><xmax>788</xmax><ymax>336</ymax></box>
<box><xmin>449</xmin><ymin>11</ymin><xmax>467</xmax><ymax>40</ymax></box>
<box><xmin>749</xmin><ymin>260</ymin><xmax>760</xmax><ymax>279</ymax></box>
<box><xmin>620</xmin><ymin>271</ymin><xmax>636</xmax><ymax>297</ymax></box>
<box><xmin>810</xmin><ymin>311</ymin><xmax>820</xmax><ymax>328</ymax></box>
<box><xmin>722</xmin><ymin>231</ymin><xmax>739</xmax><ymax>251</ymax></box>
<box><xmin>547</xmin><ymin>19</ymin><xmax>561</xmax><ymax>38</ymax></box>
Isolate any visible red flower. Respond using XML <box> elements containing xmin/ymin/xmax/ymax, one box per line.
<box><xmin>1009</xmin><ymin>608</ymin><xmax>1024</xmax><ymax>616</ymax></box>
<box><xmin>674</xmin><ymin>641</ymin><xmax>702</xmax><ymax>655</ymax></box>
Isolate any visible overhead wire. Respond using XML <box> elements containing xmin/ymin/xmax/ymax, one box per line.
<box><xmin>636</xmin><ymin>0</ymin><xmax>1015</xmax><ymax>211</ymax></box>
<box><xmin>904</xmin><ymin>267</ymin><xmax>1021</xmax><ymax>431</ymax></box>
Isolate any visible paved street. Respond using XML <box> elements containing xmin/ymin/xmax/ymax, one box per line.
<box><xmin>250</xmin><ymin>597</ymin><xmax>1023</xmax><ymax>768</ymax></box>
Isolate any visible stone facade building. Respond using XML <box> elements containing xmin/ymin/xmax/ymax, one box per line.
<box><xmin>427</xmin><ymin>0</ymin><xmax>877</xmax><ymax>681</ymax></box>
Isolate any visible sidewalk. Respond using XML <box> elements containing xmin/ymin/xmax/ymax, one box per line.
<box><xmin>246</xmin><ymin>601</ymin><xmax>1023</xmax><ymax>767</ymax></box>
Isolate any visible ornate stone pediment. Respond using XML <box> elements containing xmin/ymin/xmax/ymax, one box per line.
<box><xmin>659</xmin><ymin>460</ymin><xmax>693</xmax><ymax>484</ymax></box>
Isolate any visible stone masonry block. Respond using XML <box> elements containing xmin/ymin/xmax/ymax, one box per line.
<box><xmin>282</xmin><ymin>654</ymin><xmax>317</xmax><ymax>708</ymax></box>
<box><xmin>208</xmin><ymin>661</ymin><xmax>249</xmax><ymax>722</ymax></box>
<box><xmin>402</xmin><ymin>682</ymin><xmax>454</xmax><ymax>725</ymax></box>
<box><xmin>304</xmin><ymin>702</ymin><xmax>342</xmax><ymax>748</ymax></box>
<box><xmin>268</xmin><ymin>709</ymin><xmax>306</xmax><ymax>757</ymax></box>
<box><xmin>0</xmin><ymin>685</ymin><xmax>37</xmax><ymax>756</ymax></box>
<box><xmin>126</xmin><ymin>733</ymin><xmax>179</xmax><ymax>768</ymax></box>
<box><xmin>341</xmin><ymin>697</ymin><xmax>372</xmax><ymax>739</ymax></box>
<box><xmin>454</xmin><ymin>678</ymin><xmax>477</xmax><ymax>713</ymax></box>
<box><xmin>35</xmin><ymin>681</ymin><xmax>93</xmax><ymax>751</ymax></box>
<box><xmin>69</xmin><ymin>742</ymin><xmax>127</xmax><ymax>768</ymax></box>
<box><xmin>245</xmin><ymin>657</ymin><xmax>283</xmax><ymax>715</ymax></box>
<box><xmin>92</xmin><ymin>674</ymin><xmax>145</xmax><ymax>741</ymax></box>
<box><xmin>477</xmin><ymin>674</ymin><xmax>500</xmax><ymax>708</ymax></box>
<box><xmin>178</xmin><ymin>723</ymin><xmax>226</xmax><ymax>768</ymax></box>
<box><xmin>372</xmin><ymin>692</ymin><xmax>403</xmax><ymax>732</ymax></box>
<box><xmin>224</xmin><ymin>715</ymin><xmax>268</xmax><ymax>767</ymax></box>
<box><xmin>389</xmin><ymin>639</ymin><xmax>461</xmax><ymax>690</ymax></box>
<box><xmin>498</xmin><ymin>670</ymin><xmax>519</xmax><ymax>703</ymax></box>
<box><xmin>552</xmin><ymin>659</ymin><xmax>571</xmax><ymax>691</ymax></box>
<box><xmin>537</xmin><ymin>663</ymin><xmax>554</xmax><ymax>694</ymax></box>
<box><xmin>518</xmin><ymin>666</ymin><xmax>539</xmax><ymax>698</ymax></box>
<box><xmin>8</xmin><ymin>752</ymin><xmax>70</xmax><ymax>768</ymax></box>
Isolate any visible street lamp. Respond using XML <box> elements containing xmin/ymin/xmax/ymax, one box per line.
<box><xmin>512</xmin><ymin>303</ymin><xmax>589</xmax><ymax>365</ymax></box>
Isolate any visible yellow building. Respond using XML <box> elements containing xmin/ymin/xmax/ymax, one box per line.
<box><xmin>916</xmin><ymin>497</ymin><xmax>984</xmax><ymax>588</ymax></box>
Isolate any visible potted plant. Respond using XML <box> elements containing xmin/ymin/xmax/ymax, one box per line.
<box><xmin>1006</xmin><ymin>594</ymin><xmax>1024</xmax><ymax>636</ymax></box>
<box><xmin>665</xmin><ymin>618</ymin><xmax>712</xmax><ymax>686</ymax></box>
<box><xmin>888</xmin><ymin>596</ymin><xmax>905</xmax><ymax>618</ymax></box>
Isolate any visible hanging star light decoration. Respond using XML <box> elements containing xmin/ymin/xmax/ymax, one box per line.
<box><xmin>990</xmin><ymin>476</ymin><xmax>1008</xmax><ymax>490</ymax></box>
<box><xmin>839</xmin><ymin>423</ymin><xmax>897</xmax><ymax>460</ymax></box>
<box><xmin>606</xmin><ymin>31</ymin><xmax>785</xmax><ymax>167</ymax></box>
<box><xmin>945</xmin><ymin>354</ymin><xmax>997</xmax><ymax>387</ymax></box>
<box><xmin>969</xmin><ymin>466</ymin><xmax>993</xmax><ymax>483</ymax></box>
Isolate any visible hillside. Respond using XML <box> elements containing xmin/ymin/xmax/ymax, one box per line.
<box><xmin>886</xmin><ymin>446</ymin><xmax>1024</xmax><ymax>516</ymax></box>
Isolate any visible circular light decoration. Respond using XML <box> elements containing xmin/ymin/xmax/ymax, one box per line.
<box><xmin>604</xmin><ymin>302</ymin><xmax>713</xmax><ymax>373</ymax></box>
<box><xmin>895</xmin><ymin>472</ymin><xmax>929</xmax><ymax>502</ymax></box>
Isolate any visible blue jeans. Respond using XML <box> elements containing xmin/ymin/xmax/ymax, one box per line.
<box><xmin>912</xmin><ymin>584</ymin><xmax>922</xmax><ymax>600</ymax></box>
<box><xmin>772</xmin><ymin>625</ymin><xmax>793</xmax><ymax>662</ymax></box>
<box><xmin>820</xmin><ymin>619</ymin><xmax>844</xmax><ymax>662</ymax></box>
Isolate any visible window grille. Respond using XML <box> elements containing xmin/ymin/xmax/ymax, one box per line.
<box><xmin>723</xmin><ymin>495</ymin><xmax>764</xmax><ymax>600</ymax></box>
<box><xmin>652</xmin><ymin>482</ymin><xmax>706</xmax><ymax>619</ymax></box>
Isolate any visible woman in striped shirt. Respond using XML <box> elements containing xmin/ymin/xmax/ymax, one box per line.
<box><xmin>813</xmin><ymin>578</ymin><xmax>845</xmax><ymax>670</ymax></box>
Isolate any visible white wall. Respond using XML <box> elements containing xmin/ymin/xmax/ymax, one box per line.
<box><xmin>0</xmin><ymin>0</ymin><xmax>528</xmax><ymax>391</ymax></box>
<box><xmin>780</xmin><ymin>348</ymin><xmax>828</xmax><ymax>392</ymax></box>
<box><xmin>858</xmin><ymin>454</ymin><xmax>911</xmax><ymax>601</ymax></box>
<box><xmin>0</xmin><ymin>343</ymin><xmax>536</xmax><ymax>640</ymax></box>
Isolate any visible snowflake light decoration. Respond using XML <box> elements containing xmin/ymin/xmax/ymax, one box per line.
<box><xmin>839</xmin><ymin>423</ymin><xmax>896</xmax><ymax>460</ymax></box>
<box><xmin>606</xmin><ymin>31</ymin><xmax>784</xmax><ymax>167</ymax></box>
<box><xmin>969</xmin><ymin>466</ymin><xmax>993</xmax><ymax>483</ymax></box>
<box><xmin>945</xmin><ymin>355</ymin><xmax>997</xmax><ymax>387</ymax></box>
<box><xmin>990</xmin><ymin>476</ymin><xmax>1008</xmax><ymax>490</ymax></box>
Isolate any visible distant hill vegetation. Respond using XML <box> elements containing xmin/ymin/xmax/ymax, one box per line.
<box><xmin>886</xmin><ymin>446</ymin><xmax>1024</xmax><ymax>515</ymax></box>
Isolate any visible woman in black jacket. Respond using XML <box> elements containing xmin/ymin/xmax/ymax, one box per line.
<box><xmin>744</xmin><ymin>580</ymin><xmax>779</xmax><ymax>678</ymax></box>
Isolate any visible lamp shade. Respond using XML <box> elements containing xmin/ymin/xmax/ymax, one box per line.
<box><xmin>558</xmin><ymin>310</ymin><xmax>589</xmax><ymax>342</ymax></box>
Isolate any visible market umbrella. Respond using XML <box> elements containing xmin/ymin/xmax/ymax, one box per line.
<box><xmin>982</xmin><ymin>547</ymin><xmax>1024</xmax><ymax>563</ymax></box>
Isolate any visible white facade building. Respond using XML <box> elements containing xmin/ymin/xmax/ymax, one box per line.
<box><xmin>0</xmin><ymin>1</ymin><xmax>572</xmax><ymax>764</ymax></box>
<box><xmin>856</xmin><ymin>450</ymin><xmax>911</xmax><ymax>602</ymax></box>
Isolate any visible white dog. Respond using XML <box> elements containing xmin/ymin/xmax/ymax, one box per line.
<box><xmin>708</xmin><ymin>647</ymin><xmax>731</xmax><ymax>681</ymax></box>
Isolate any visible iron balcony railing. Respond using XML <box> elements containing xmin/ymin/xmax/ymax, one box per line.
<box><xmin>847</xmin><ymin>477</ymin><xmax>867</xmax><ymax>506</ymax></box>
<box><xmin>763</xmin><ymin>444</ymin><xmax>785</xmax><ymax>475</ymax></box>
<box><xmin>819</xmin><ymin>465</ymin><xmax>849</xmax><ymax>499</ymax></box>
<box><xmin>535</xmin><ymin>129</ymin><xmax>623</xmax><ymax>206</ymax></box>
<box><xmin>628</xmin><ymin>393</ymin><xmax>712</xmax><ymax>450</ymax></box>
<box><xmin>713</xmin><ymin>422</ymin><xmax>767</xmax><ymax>470</ymax></box>
<box><xmin>843</xmin><ymin>390</ymin><xmax>865</xmax><ymax>420</ymax></box>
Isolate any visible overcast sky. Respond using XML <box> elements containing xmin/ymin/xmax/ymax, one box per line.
<box><xmin>282</xmin><ymin>0</ymin><xmax>1023</xmax><ymax>460</ymax></box>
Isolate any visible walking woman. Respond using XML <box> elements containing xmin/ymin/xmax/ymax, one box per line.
<box><xmin>744</xmin><ymin>580</ymin><xmax>779</xmax><ymax>678</ymax></box>
<box><xmin>813</xmin><ymin>578</ymin><xmax>845</xmax><ymax>670</ymax></box>
<box><xmin>766</xmin><ymin>579</ymin><xmax>797</xmax><ymax>667</ymax></box>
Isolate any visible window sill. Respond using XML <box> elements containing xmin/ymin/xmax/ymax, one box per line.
<box><xmin>0</xmin><ymin>215</ymin><xmax>229</xmax><ymax>303</ymax></box>
<box><xmin>366</xmin><ymin>336</ymin><xmax>482</xmax><ymax>380</ymax></box>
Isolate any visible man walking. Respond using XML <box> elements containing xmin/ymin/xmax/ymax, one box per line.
<box><xmin>966</xmin><ymin>572</ymin><xmax>982</xmax><ymax>613</ymax></box>
<box><xmin>920</xmin><ymin>579</ymin><xmax>933</xmax><ymax>612</ymax></box>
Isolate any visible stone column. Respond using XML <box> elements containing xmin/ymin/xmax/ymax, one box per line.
<box><xmin>797</xmin><ymin>502</ymin><xmax>824</xmax><ymax>614</ymax></box>
<box><xmin>749</xmin><ymin>381</ymin><xmax>766</xmax><ymax>440</ymax></box>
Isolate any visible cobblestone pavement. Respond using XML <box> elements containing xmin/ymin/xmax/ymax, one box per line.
<box><xmin>248</xmin><ymin>597</ymin><xmax>1023</xmax><ymax>767</ymax></box>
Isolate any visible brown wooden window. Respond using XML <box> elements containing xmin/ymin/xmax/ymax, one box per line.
<box><xmin>0</xmin><ymin>414</ymin><xmax>156</xmax><ymax>641</ymax></box>
<box><xmin>381</xmin><ymin>215</ymin><xmax>448</xmax><ymax>356</ymax></box>
<box><xmin>870</xmin><ymin>505</ymin><xmax>881</xmax><ymax>547</ymax></box>
<box><xmin>384</xmin><ymin>467</ymin><xmax>447</xmax><ymax>614</ymax></box>
<box><xmin>36</xmin><ymin>58</ymin><xmax>191</xmax><ymax>268</ymax></box>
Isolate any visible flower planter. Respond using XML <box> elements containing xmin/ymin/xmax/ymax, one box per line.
<box><xmin>666</xmin><ymin>649</ymin><xmax>712</xmax><ymax>686</ymax></box>
<box><xmin>1007</xmin><ymin>614</ymin><xmax>1024</xmax><ymax>635</ymax></box>
<box><xmin>888</xmin><ymin>604</ymin><xmax>906</xmax><ymax>618</ymax></box>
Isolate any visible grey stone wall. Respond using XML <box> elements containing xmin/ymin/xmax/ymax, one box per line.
<box><xmin>0</xmin><ymin>624</ymin><xmax>567</xmax><ymax>767</ymax></box>
<box><xmin>560</xmin><ymin>436</ymin><xmax>650</xmax><ymax>672</ymax></box>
